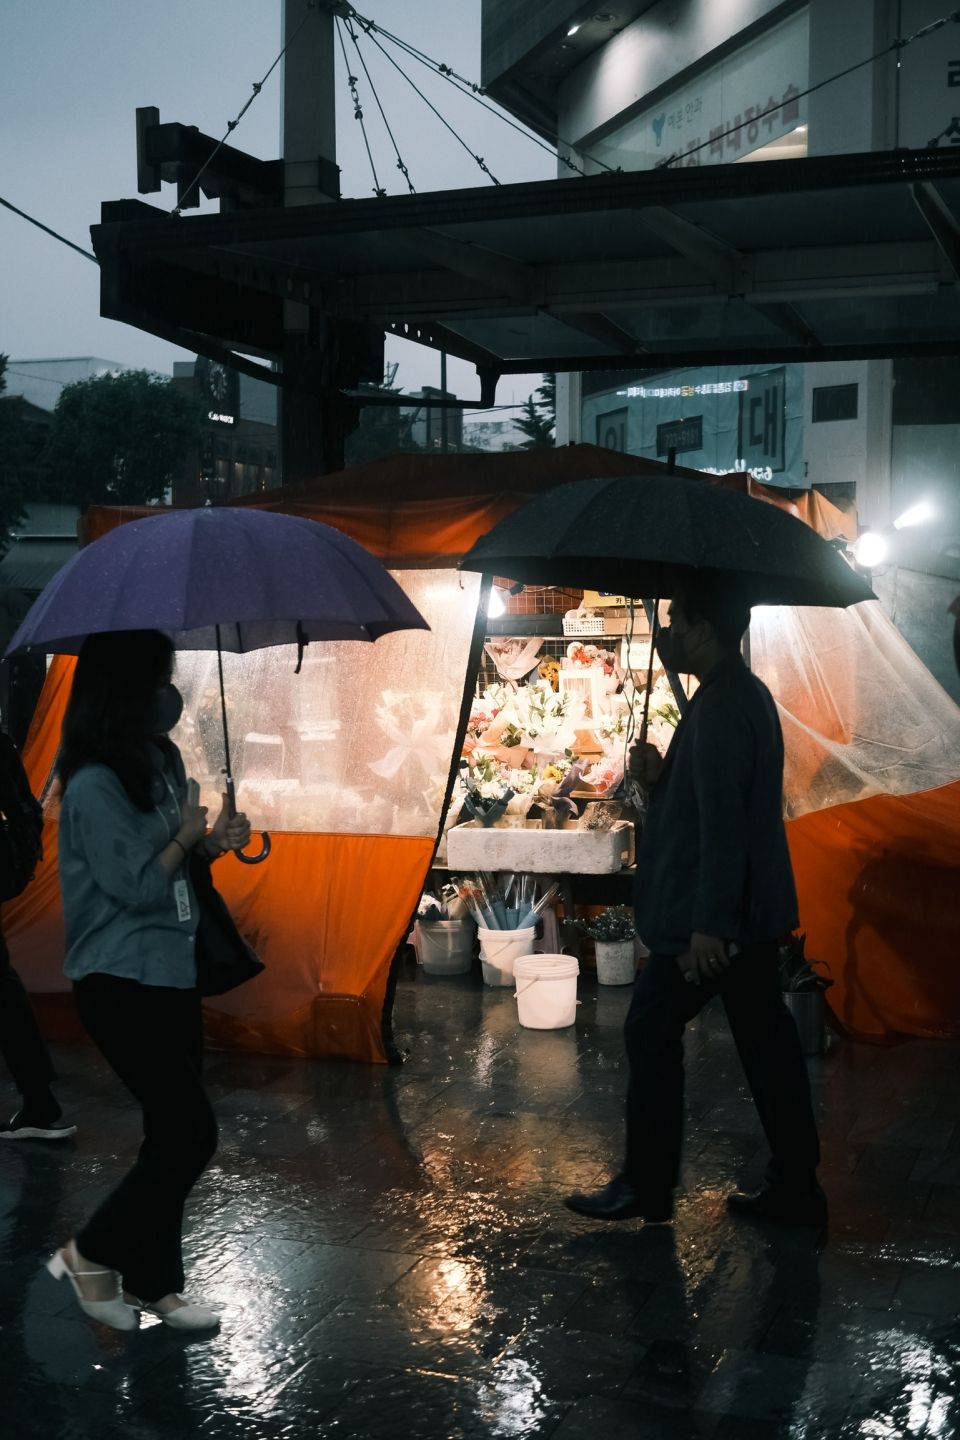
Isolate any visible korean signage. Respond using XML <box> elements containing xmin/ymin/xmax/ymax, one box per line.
<box><xmin>738</xmin><ymin>368</ymin><xmax>786</xmax><ymax>474</ymax></box>
<box><xmin>582</xmin><ymin>363</ymin><xmax>804</xmax><ymax>489</ymax></box>
<box><xmin>898</xmin><ymin>1</ymin><xmax>960</xmax><ymax>150</ymax></box>
<box><xmin>588</xmin><ymin>7</ymin><xmax>808</xmax><ymax>172</ymax></box>
<box><xmin>656</xmin><ymin>415</ymin><xmax>703</xmax><ymax>456</ymax></box>
<box><xmin>596</xmin><ymin>407</ymin><xmax>628</xmax><ymax>452</ymax></box>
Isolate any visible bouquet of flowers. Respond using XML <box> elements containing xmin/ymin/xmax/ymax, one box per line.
<box><xmin>459</xmin><ymin>755</ymin><xmax>514</xmax><ymax>826</ymax></box>
<box><xmin>578</xmin><ymin>906</ymin><xmax>636</xmax><ymax>942</ymax></box>
<box><xmin>566</xmin><ymin>641</ymin><xmax>619</xmax><ymax>676</ymax></box>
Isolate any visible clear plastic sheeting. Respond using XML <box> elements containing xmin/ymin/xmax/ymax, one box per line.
<box><xmin>170</xmin><ymin>570</ymin><xmax>481</xmax><ymax>838</ymax></box>
<box><xmin>750</xmin><ymin>600</ymin><xmax>960</xmax><ymax>820</ymax></box>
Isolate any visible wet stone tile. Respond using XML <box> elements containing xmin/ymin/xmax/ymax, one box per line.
<box><xmin>496</xmin><ymin>1324</ymin><xmax>641</xmax><ymax>1399</ymax></box>
<box><xmin>318</xmin><ymin>1365</ymin><xmax>569</xmax><ymax>1439</ymax></box>
<box><xmin>5</xmin><ymin>997</ymin><xmax>960</xmax><ymax>1440</ymax></box>
<box><xmin>550</xmin><ymin>1393</ymin><xmax>712</xmax><ymax>1438</ymax></box>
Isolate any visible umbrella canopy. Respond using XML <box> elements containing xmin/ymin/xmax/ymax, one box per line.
<box><xmin>461</xmin><ymin>473</ymin><xmax>874</xmax><ymax>609</ymax></box>
<box><xmin>5</xmin><ymin>507</ymin><xmax>430</xmax><ymax>866</ymax></box>
<box><xmin>5</xmin><ymin>506</ymin><xmax>429</xmax><ymax>658</ymax></box>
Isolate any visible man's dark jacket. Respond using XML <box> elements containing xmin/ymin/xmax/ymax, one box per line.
<box><xmin>633</xmin><ymin>656</ymin><xmax>799</xmax><ymax>955</ymax></box>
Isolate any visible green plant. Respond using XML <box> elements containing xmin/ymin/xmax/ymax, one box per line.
<box><xmin>778</xmin><ymin>932</ymin><xmax>833</xmax><ymax>993</ymax></box>
<box><xmin>579</xmin><ymin>906</ymin><xmax>636</xmax><ymax>943</ymax></box>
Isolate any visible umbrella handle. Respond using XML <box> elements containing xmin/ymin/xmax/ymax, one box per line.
<box><xmin>224</xmin><ymin>774</ymin><xmax>272</xmax><ymax>865</ymax></box>
<box><xmin>233</xmin><ymin>831</ymin><xmax>272</xmax><ymax>865</ymax></box>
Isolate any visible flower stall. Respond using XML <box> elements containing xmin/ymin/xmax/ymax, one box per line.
<box><xmin>6</xmin><ymin>445</ymin><xmax>960</xmax><ymax>1057</ymax></box>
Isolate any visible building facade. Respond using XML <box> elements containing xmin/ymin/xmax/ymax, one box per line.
<box><xmin>170</xmin><ymin>360</ymin><xmax>279</xmax><ymax>503</ymax></box>
<box><xmin>482</xmin><ymin>0</ymin><xmax>960</xmax><ymax>698</ymax></box>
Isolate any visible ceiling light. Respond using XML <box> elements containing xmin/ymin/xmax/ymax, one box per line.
<box><xmin>567</xmin><ymin>23</ymin><xmax>582</xmax><ymax>36</ymax></box>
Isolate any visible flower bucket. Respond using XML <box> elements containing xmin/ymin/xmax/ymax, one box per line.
<box><xmin>479</xmin><ymin>926</ymin><xmax>536</xmax><ymax>987</ymax></box>
<box><xmin>594</xmin><ymin>939</ymin><xmax>636</xmax><ymax>986</ymax></box>
<box><xmin>514</xmin><ymin>953</ymin><xmax>579</xmax><ymax>1029</ymax></box>
<box><xmin>784</xmin><ymin>989</ymin><xmax>825</xmax><ymax>1056</ymax></box>
<box><xmin>415</xmin><ymin>920</ymin><xmax>474</xmax><ymax>976</ymax></box>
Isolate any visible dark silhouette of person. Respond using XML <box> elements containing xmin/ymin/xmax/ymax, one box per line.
<box><xmin>0</xmin><ymin>729</ymin><xmax>75</xmax><ymax>1142</ymax></box>
<box><xmin>566</xmin><ymin>574</ymin><xmax>825</xmax><ymax>1228</ymax></box>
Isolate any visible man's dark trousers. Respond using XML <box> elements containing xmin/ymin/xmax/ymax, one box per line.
<box><xmin>622</xmin><ymin>944</ymin><xmax>820</xmax><ymax>1194</ymax></box>
<box><xmin>0</xmin><ymin>931</ymin><xmax>56</xmax><ymax>1097</ymax></box>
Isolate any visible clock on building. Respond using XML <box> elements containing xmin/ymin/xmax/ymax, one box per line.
<box><xmin>196</xmin><ymin>357</ymin><xmax>238</xmax><ymax>422</ymax></box>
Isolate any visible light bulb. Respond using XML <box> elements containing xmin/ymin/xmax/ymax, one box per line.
<box><xmin>487</xmin><ymin>588</ymin><xmax>506</xmax><ymax>618</ymax></box>
<box><xmin>853</xmin><ymin>531</ymin><xmax>890</xmax><ymax>568</ymax></box>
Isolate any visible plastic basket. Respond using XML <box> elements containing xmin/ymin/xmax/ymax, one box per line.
<box><xmin>562</xmin><ymin>613</ymin><xmax>606</xmax><ymax>637</ymax></box>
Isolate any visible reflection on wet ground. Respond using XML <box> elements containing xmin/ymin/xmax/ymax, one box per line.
<box><xmin>2</xmin><ymin>960</ymin><xmax>958</xmax><ymax>1438</ymax></box>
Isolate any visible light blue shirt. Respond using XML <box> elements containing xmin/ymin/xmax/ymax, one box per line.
<box><xmin>59</xmin><ymin>749</ymin><xmax>199</xmax><ymax>988</ymax></box>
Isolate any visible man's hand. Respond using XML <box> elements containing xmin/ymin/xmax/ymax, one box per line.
<box><xmin>628</xmin><ymin>741</ymin><xmax>663</xmax><ymax>789</ymax></box>
<box><xmin>679</xmin><ymin>932</ymin><xmax>731</xmax><ymax>985</ymax></box>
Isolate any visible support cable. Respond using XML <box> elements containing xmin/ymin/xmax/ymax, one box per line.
<box><xmin>335</xmin><ymin>16</ymin><xmax>386</xmax><ymax>195</ymax></box>
<box><xmin>655</xmin><ymin>8</ymin><xmax>960</xmax><ymax>168</ymax></box>
<box><xmin>0</xmin><ymin>195</ymin><xmax>98</xmax><ymax>264</ymax></box>
<box><xmin>341</xmin><ymin>12</ymin><xmax>416</xmax><ymax>192</ymax></box>
<box><xmin>343</xmin><ymin>5</ymin><xmax>615</xmax><ymax>177</ymax></box>
<box><xmin>346</xmin><ymin>13</ymin><xmax>501</xmax><ymax>185</ymax></box>
<box><xmin>172</xmin><ymin>4</ymin><xmax>315</xmax><ymax>214</ymax></box>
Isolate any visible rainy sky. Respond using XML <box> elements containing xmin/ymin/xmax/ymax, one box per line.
<box><xmin>0</xmin><ymin>1</ymin><xmax>552</xmax><ymax>406</ymax></box>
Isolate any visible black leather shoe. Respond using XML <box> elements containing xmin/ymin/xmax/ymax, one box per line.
<box><xmin>727</xmin><ymin>1181</ymin><xmax>827</xmax><ymax>1228</ymax></box>
<box><xmin>564</xmin><ymin>1176</ymin><xmax>673</xmax><ymax>1224</ymax></box>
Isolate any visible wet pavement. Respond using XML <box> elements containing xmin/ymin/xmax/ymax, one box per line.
<box><xmin>2</xmin><ymin>958</ymin><xmax>959</xmax><ymax>1439</ymax></box>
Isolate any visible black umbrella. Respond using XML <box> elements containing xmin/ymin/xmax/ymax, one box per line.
<box><xmin>460</xmin><ymin>473</ymin><xmax>874</xmax><ymax>609</ymax></box>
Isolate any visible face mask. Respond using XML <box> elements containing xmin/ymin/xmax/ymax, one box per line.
<box><xmin>147</xmin><ymin>683</ymin><xmax>184</xmax><ymax>736</ymax></box>
<box><xmin>655</xmin><ymin>624</ymin><xmax>683</xmax><ymax>673</ymax></box>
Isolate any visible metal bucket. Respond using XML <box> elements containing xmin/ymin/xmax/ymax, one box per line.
<box><xmin>784</xmin><ymin>989</ymin><xmax>825</xmax><ymax>1056</ymax></box>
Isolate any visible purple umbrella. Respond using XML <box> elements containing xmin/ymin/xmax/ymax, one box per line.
<box><xmin>6</xmin><ymin>507</ymin><xmax>430</xmax><ymax>863</ymax></box>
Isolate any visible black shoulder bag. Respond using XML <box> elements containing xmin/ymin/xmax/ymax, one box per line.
<box><xmin>189</xmin><ymin>850</ymin><xmax>265</xmax><ymax>997</ymax></box>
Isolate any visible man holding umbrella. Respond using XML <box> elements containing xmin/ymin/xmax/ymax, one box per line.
<box><xmin>565</xmin><ymin>571</ymin><xmax>826</xmax><ymax>1229</ymax></box>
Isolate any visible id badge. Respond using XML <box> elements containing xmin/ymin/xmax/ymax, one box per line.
<box><xmin>173</xmin><ymin>877</ymin><xmax>192</xmax><ymax>923</ymax></box>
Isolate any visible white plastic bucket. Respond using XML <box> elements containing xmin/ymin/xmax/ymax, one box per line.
<box><xmin>478</xmin><ymin>926</ymin><xmax>537</xmax><ymax>987</ymax></box>
<box><xmin>415</xmin><ymin>920</ymin><xmax>474</xmax><ymax>976</ymax></box>
<box><xmin>514</xmin><ymin>953</ymin><xmax>580</xmax><ymax>1029</ymax></box>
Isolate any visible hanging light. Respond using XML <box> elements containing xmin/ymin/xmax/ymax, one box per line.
<box><xmin>487</xmin><ymin>587</ymin><xmax>506</xmax><ymax>618</ymax></box>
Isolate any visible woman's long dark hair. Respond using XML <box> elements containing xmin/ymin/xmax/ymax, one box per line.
<box><xmin>58</xmin><ymin>630</ymin><xmax>175</xmax><ymax>811</ymax></box>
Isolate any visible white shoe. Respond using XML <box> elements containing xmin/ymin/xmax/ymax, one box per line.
<box><xmin>46</xmin><ymin>1245</ymin><xmax>139</xmax><ymax>1331</ymax></box>
<box><xmin>130</xmin><ymin>1294</ymin><xmax>222</xmax><ymax>1331</ymax></box>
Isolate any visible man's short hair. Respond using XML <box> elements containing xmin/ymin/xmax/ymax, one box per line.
<box><xmin>674</xmin><ymin>571</ymin><xmax>752</xmax><ymax>649</ymax></box>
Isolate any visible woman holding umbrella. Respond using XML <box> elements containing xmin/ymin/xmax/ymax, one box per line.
<box><xmin>46</xmin><ymin>630</ymin><xmax>250</xmax><ymax>1332</ymax></box>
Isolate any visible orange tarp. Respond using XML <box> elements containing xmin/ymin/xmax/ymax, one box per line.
<box><xmin>789</xmin><ymin>782</ymin><xmax>960</xmax><ymax>1042</ymax></box>
<box><xmin>6</xmin><ymin>656</ymin><xmax>435</xmax><ymax>1060</ymax></box>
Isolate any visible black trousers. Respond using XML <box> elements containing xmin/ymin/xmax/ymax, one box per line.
<box><xmin>73</xmin><ymin>973</ymin><xmax>218</xmax><ymax>1302</ymax></box>
<box><xmin>622</xmin><ymin>943</ymin><xmax>821</xmax><ymax>1194</ymax></box>
<box><xmin>0</xmin><ymin>930</ymin><xmax>56</xmax><ymax>1097</ymax></box>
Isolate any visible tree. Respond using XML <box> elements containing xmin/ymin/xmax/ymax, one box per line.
<box><xmin>0</xmin><ymin>355</ymin><xmax>30</xmax><ymax>556</ymax></box>
<box><xmin>515</xmin><ymin>372</ymin><xmax>556</xmax><ymax>449</ymax></box>
<box><xmin>42</xmin><ymin>369</ymin><xmax>205</xmax><ymax>506</ymax></box>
